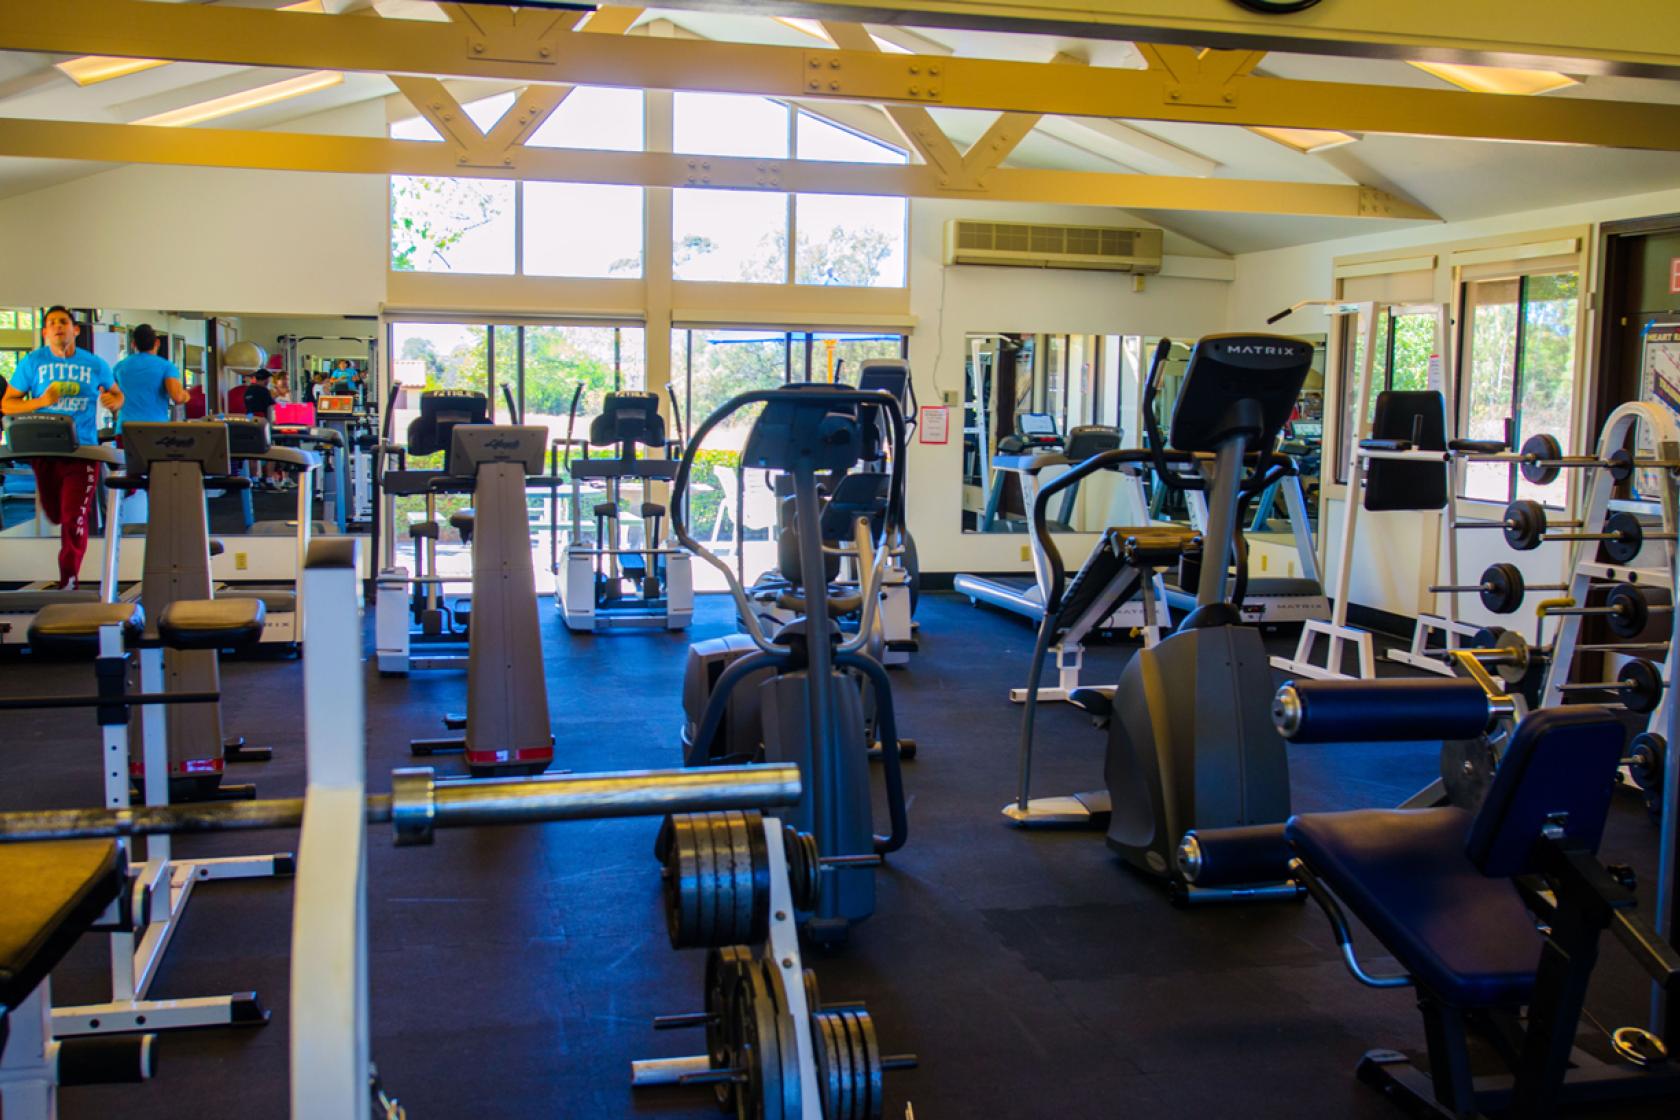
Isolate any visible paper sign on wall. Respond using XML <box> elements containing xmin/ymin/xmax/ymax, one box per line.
<box><xmin>919</xmin><ymin>405</ymin><xmax>949</xmax><ymax>445</ymax></box>
<box><xmin>1427</xmin><ymin>353</ymin><xmax>1443</xmax><ymax>392</ymax></box>
<box><xmin>1670</xmin><ymin>257</ymin><xmax>1680</xmax><ymax>294</ymax></box>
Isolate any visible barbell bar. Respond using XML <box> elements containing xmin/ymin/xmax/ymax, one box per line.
<box><xmin>1553</xmin><ymin>657</ymin><xmax>1666</xmax><ymax>714</ymax></box>
<box><xmin>1539</xmin><ymin>582</ymin><xmax>1676</xmax><ymax>639</ymax></box>
<box><xmin>0</xmin><ymin>763</ymin><xmax>804</xmax><ymax>845</ymax></box>
<box><xmin>1429</xmin><ymin>561</ymin><xmax>1568</xmax><ymax>615</ymax></box>
<box><xmin>1502</xmin><ymin>433</ymin><xmax>1680</xmax><ymax>487</ymax></box>
<box><xmin>1504</xmin><ymin>504</ymin><xmax>1676</xmax><ymax>564</ymax></box>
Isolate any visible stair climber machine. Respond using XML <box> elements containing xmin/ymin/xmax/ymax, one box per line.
<box><xmin>741</xmin><ymin>359</ymin><xmax>922</xmax><ymax>667</ymax></box>
<box><xmin>1012</xmin><ymin>335</ymin><xmax>1316</xmax><ymax>902</ymax></box>
<box><xmin>403</xmin><ymin>414</ymin><xmax>558</xmax><ymax>777</ymax></box>
<box><xmin>663</xmin><ymin>383</ymin><xmax>913</xmax><ymax>946</ymax></box>
<box><xmin>554</xmin><ymin>389</ymin><xmax>694</xmax><ymax>632</ymax></box>
<box><xmin>374</xmin><ymin>391</ymin><xmax>488</xmax><ymax>674</ymax></box>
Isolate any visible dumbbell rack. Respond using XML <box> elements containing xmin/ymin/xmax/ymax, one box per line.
<box><xmin>1539</xmin><ymin>402</ymin><xmax>1680</xmax><ymax>728</ymax></box>
<box><xmin>1531</xmin><ymin>400</ymin><xmax>1680</xmax><ymax>1038</ymax></box>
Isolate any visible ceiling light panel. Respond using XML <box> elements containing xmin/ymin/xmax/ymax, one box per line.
<box><xmin>133</xmin><ymin>70</ymin><xmax>344</xmax><ymax>128</ymax></box>
<box><xmin>1408</xmin><ymin>61</ymin><xmax>1578</xmax><ymax>96</ymax></box>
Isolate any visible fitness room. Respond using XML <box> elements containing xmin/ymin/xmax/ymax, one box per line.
<box><xmin>4</xmin><ymin>2</ymin><xmax>1680</xmax><ymax>1118</ymax></box>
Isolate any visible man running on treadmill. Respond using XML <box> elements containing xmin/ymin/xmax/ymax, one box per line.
<box><xmin>1</xmin><ymin>306</ymin><xmax>123</xmax><ymax>588</ymax></box>
<box><xmin>114</xmin><ymin>322</ymin><xmax>188</xmax><ymax>430</ymax></box>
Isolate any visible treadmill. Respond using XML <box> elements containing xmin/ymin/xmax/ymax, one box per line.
<box><xmin>1153</xmin><ymin>402</ymin><xmax>1327</xmax><ymax>624</ymax></box>
<box><xmin>0</xmin><ymin>415</ymin><xmax>120</xmax><ymax>647</ymax></box>
<box><xmin>954</xmin><ymin>424</ymin><xmax>1135</xmax><ymax>624</ymax></box>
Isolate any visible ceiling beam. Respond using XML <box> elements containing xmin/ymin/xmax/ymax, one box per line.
<box><xmin>0</xmin><ymin>115</ymin><xmax>1437</xmax><ymax>219</ymax></box>
<box><xmin>647</xmin><ymin>1</ymin><xmax>1680</xmax><ymax>80</ymax></box>
<box><xmin>8</xmin><ymin>1</ymin><xmax>1680</xmax><ymax>151</ymax></box>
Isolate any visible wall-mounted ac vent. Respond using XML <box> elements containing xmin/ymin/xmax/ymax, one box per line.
<box><xmin>943</xmin><ymin>220</ymin><xmax>1164</xmax><ymax>273</ymax></box>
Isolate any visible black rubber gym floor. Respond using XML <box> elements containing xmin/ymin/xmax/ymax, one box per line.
<box><xmin>1</xmin><ymin>591</ymin><xmax>1672</xmax><ymax>1118</ymax></box>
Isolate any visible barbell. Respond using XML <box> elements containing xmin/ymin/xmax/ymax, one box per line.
<box><xmin>1501</xmin><ymin>500</ymin><xmax>1674</xmax><ymax>564</ymax></box>
<box><xmin>1429</xmin><ymin>562</ymin><xmax>1567</xmax><ymax>615</ymax></box>
<box><xmin>1505</xmin><ymin>433</ymin><xmax>1679</xmax><ymax>487</ymax></box>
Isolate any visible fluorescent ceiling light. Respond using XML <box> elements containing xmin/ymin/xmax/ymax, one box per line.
<box><xmin>56</xmin><ymin>2</ymin><xmax>324</xmax><ymax>87</ymax></box>
<box><xmin>1247</xmin><ymin>125</ymin><xmax>1358</xmax><ymax>154</ymax></box>
<box><xmin>133</xmin><ymin>70</ymin><xmax>344</xmax><ymax>127</ymax></box>
<box><xmin>56</xmin><ymin>56</ymin><xmax>171</xmax><ymax>86</ymax></box>
<box><xmin>1409</xmin><ymin>61</ymin><xmax>1578</xmax><ymax>95</ymax></box>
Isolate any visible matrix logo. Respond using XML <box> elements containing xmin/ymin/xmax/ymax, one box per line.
<box><xmin>157</xmin><ymin>435</ymin><xmax>197</xmax><ymax>450</ymax></box>
<box><xmin>486</xmin><ymin>437</ymin><xmax>520</xmax><ymax>451</ymax></box>
<box><xmin>1222</xmin><ymin>344</ymin><xmax>1301</xmax><ymax>357</ymax></box>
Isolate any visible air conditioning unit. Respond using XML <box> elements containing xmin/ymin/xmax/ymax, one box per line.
<box><xmin>943</xmin><ymin>220</ymin><xmax>1164</xmax><ymax>273</ymax></box>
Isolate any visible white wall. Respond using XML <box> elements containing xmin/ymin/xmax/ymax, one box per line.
<box><xmin>1228</xmin><ymin>184</ymin><xmax>1680</xmax><ymax>624</ymax></box>
<box><xmin>904</xmin><ymin>198</ymin><xmax>1231</xmax><ymax>574</ymax></box>
<box><xmin>0</xmin><ymin>102</ymin><xmax>388</xmax><ymax>318</ymax></box>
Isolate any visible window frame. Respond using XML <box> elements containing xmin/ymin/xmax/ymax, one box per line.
<box><xmin>1331</xmin><ymin>302</ymin><xmax>1442</xmax><ymax>486</ymax></box>
<box><xmin>1453</xmin><ymin>266</ymin><xmax>1583</xmax><ymax>508</ymax></box>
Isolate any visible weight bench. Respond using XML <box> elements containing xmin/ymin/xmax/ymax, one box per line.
<box><xmin>0</xmin><ymin>839</ymin><xmax>154</xmax><ymax>1118</ymax></box>
<box><xmin>14</xmin><ymin>599</ymin><xmax>280</xmax><ymax>1042</ymax></box>
<box><xmin>1188</xmin><ymin>706</ymin><xmax>1680</xmax><ymax>1118</ymax></box>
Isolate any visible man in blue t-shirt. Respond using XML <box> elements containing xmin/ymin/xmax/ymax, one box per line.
<box><xmin>114</xmin><ymin>323</ymin><xmax>188</xmax><ymax>430</ymax></box>
<box><xmin>1</xmin><ymin>306</ymin><xmax>123</xmax><ymax>587</ymax></box>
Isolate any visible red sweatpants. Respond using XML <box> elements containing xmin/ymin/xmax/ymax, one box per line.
<box><xmin>31</xmin><ymin>459</ymin><xmax>98</xmax><ymax>586</ymax></box>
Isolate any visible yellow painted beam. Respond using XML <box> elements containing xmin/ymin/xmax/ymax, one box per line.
<box><xmin>6</xmin><ymin>1</ymin><xmax>1680</xmax><ymax>150</ymax></box>
<box><xmin>652</xmin><ymin>0</ymin><xmax>1680</xmax><ymax>79</ymax></box>
<box><xmin>0</xmin><ymin>115</ymin><xmax>1437</xmax><ymax>220</ymax></box>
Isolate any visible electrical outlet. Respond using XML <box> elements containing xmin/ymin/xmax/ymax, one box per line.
<box><xmin>235</xmin><ymin>551</ymin><xmax>249</xmax><ymax>571</ymax></box>
<box><xmin>943</xmin><ymin>389</ymin><xmax>959</xmax><ymax>407</ymax></box>
<box><xmin>1020</xmin><ymin>544</ymin><xmax>1030</xmax><ymax>561</ymax></box>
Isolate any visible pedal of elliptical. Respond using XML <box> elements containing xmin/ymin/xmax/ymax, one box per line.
<box><xmin>411</xmin><ymin>736</ymin><xmax>466</xmax><ymax>756</ymax></box>
<box><xmin>443</xmin><ymin>713</ymin><xmax>467</xmax><ymax>730</ymax></box>
<box><xmin>224</xmin><ymin>736</ymin><xmax>272</xmax><ymax>764</ymax></box>
<box><xmin>1067</xmin><ymin>687</ymin><xmax>1115</xmax><ymax>727</ymax></box>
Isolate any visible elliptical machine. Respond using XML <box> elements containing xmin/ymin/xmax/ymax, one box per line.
<box><xmin>666</xmin><ymin>384</ymin><xmax>912</xmax><ymax>945</ymax></box>
<box><xmin>1097</xmin><ymin>334</ymin><xmax>1314</xmax><ymax>900</ymax></box>
<box><xmin>554</xmin><ymin>389</ymin><xmax>694</xmax><ymax>632</ymax></box>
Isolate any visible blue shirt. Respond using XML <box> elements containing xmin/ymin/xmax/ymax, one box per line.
<box><xmin>9</xmin><ymin>346</ymin><xmax>116</xmax><ymax>445</ymax></box>
<box><xmin>113</xmin><ymin>352</ymin><xmax>179</xmax><ymax>429</ymax></box>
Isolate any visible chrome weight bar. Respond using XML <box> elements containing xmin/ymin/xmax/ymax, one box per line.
<box><xmin>0</xmin><ymin>764</ymin><xmax>803</xmax><ymax>844</ymax></box>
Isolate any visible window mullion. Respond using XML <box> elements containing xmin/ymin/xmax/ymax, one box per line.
<box><xmin>1508</xmin><ymin>275</ymin><xmax>1530</xmax><ymax>503</ymax></box>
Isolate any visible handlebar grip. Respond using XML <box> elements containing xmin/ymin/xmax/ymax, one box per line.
<box><xmin>1273</xmin><ymin>678</ymin><xmax>1492</xmax><ymax>743</ymax></box>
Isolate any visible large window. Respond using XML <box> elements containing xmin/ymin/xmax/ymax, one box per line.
<box><xmin>389</xmin><ymin>90</ymin><xmax>906</xmax><ymax>288</ymax></box>
<box><xmin>669</xmin><ymin>95</ymin><xmax>908</xmax><ymax>287</ymax></box>
<box><xmin>670</xmin><ymin>328</ymin><xmax>906</xmax><ymax>590</ymax></box>
<box><xmin>1333</xmin><ymin>306</ymin><xmax>1438</xmax><ymax>484</ymax></box>
<box><xmin>1459</xmin><ymin>272</ymin><xmax>1579</xmax><ymax>506</ymax></box>
<box><xmin>390</xmin><ymin>87</ymin><xmax>644</xmax><ymax>278</ymax></box>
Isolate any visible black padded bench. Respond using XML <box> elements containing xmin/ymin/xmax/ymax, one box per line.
<box><xmin>0</xmin><ymin>839</ymin><xmax>154</xmax><ymax>1099</ymax></box>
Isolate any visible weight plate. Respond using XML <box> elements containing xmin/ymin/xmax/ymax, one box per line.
<box><xmin>1606</xmin><ymin>582</ymin><xmax>1652</xmax><ymax>639</ymax></box>
<box><xmin>1480</xmin><ymin>562</ymin><xmax>1526</xmax><ymax>614</ymax></box>
<box><xmin>721</xmin><ymin>811</ymin><xmax>751</xmax><ymax>946</ymax></box>
<box><xmin>1503</xmin><ymin>499</ymin><xmax>1546</xmax><ymax>551</ymax></box>
<box><xmin>814</xmin><ymin>1011</ymin><xmax>845</xmax><ymax>1120</ymax></box>
<box><xmin>1603</xmin><ymin>510</ymin><xmax>1646</xmax><ymax>565</ymax></box>
<box><xmin>763</xmin><ymin>959</ymin><xmax>801</xmax><ymax>1120</ymax></box>
<box><xmin>803</xmin><ymin>969</ymin><xmax>822</xmax><ymax>1015</ymax></box>
<box><xmin>1520</xmin><ymin>433</ymin><xmax>1563</xmax><ymax>486</ymax></box>
<box><xmin>1606</xmin><ymin>447</ymin><xmax>1636</xmax><ymax>484</ymax></box>
<box><xmin>695</xmin><ymin>812</ymin><xmax>719</xmax><ymax>948</ymax></box>
<box><xmin>706</xmin><ymin>947</ymin><xmax>751</xmax><ymax>1113</ymax></box>
<box><xmin>859</xmin><ymin>1010</ymin><xmax>886</xmax><ymax>1120</ymax></box>
<box><xmin>665</xmin><ymin>815</ymin><xmax>701</xmax><ymax>949</ymax></box>
<box><xmin>740</xmin><ymin>957</ymin><xmax>784</xmax><ymax>1120</ymax></box>
<box><xmin>1619</xmin><ymin>658</ymin><xmax>1663</xmax><ymax>714</ymax></box>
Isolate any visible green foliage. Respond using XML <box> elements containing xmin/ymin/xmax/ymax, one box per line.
<box><xmin>390</xmin><ymin>177</ymin><xmax>507</xmax><ymax>272</ymax></box>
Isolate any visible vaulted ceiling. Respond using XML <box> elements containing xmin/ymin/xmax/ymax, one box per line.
<box><xmin>0</xmin><ymin>1</ymin><xmax>1677</xmax><ymax>254</ymax></box>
